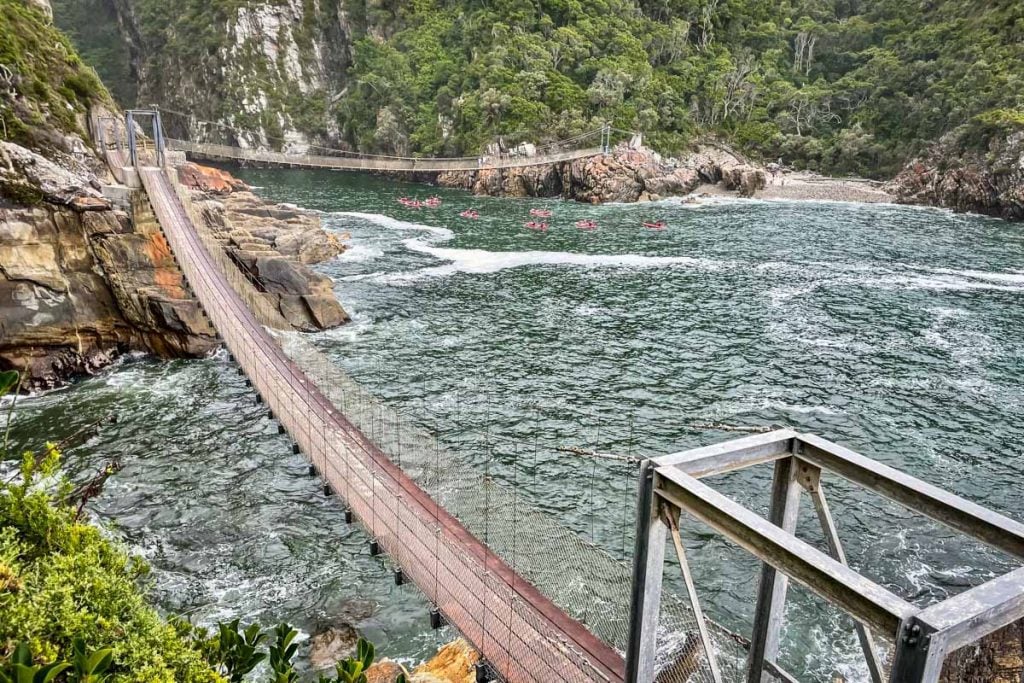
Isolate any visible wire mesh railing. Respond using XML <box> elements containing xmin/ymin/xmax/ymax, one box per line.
<box><xmin>276</xmin><ymin>333</ymin><xmax>756</xmax><ymax>683</ymax></box>
<box><xmin>165</xmin><ymin>169</ymin><xmax>292</xmax><ymax>330</ymax></box>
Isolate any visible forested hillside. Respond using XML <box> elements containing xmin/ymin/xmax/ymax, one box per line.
<box><xmin>340</xmin><ymin>0</ymin><xmax>1022</xmax><ymax>177</ymax></box>
<box><xmin>53</xmin><ymin>0</ymin><xmax>1024</xmax><ymax>179</ymax></box>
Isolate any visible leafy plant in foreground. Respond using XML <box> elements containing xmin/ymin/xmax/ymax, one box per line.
<box><xmin>316</xmin><ymin>638</ymin><xmax>408</xmax><ymax>683</ymax></box>
<box><xmin>70</xmin><ymin>638</ymin><xmax>113</xmax><ymax>682</ymax></box>
<box><xmin>0</xmin><ymin>643</ymin><xmax>68</xmax><ymax>683</ymax></box>
<box><xmin>212</xmin><ymin>619</ymin><xmax>266</xmax><ymax>682</ymax></box>
<box><xmin>267</xmin><ymin>623</ymin><xmax>299</xmax><ymax>683</ymax></box>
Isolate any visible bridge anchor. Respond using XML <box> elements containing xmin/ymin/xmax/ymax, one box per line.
<box><xmin>429</xmin><ymin>607</ymin><xmax>443</xmax><ymax>630</ymax></box>
<box><xmin>394</xmin><ymin>568</ymin><xmax>404</xmax><ymax>586</ymax></box>
<box><xmin>344</xmin><ymin>508</ymin><xmax>353</xmax><ymax>524</ymax></box>
<box><xmin>369</xmin><ymin>539</ymin><xmax>380</xmax><ymax>556</ymax></box>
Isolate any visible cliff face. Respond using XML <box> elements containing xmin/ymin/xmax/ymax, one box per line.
<box><xmin>0</xmin><ymin>0</ymin><xmax>216</xmax><ymax>388</ymax></box>
<box><xmin>0</xmin><ymin>182</ymin><xmax>217</xmax><ymax>389</ymax></box>
<box><xmin>1</xmin><ymin>1</ymin><xmax>350</xmax><ymax>389</ymax></box>
<box><xmin>54</xmin><ymin>0</ymin><xmax>356</xmax><ymax>151</ymax></box>
<box><xmin>891</xmin><ymin>130</ymin><xmax>1024</xmax><ymax>221</ymax></box>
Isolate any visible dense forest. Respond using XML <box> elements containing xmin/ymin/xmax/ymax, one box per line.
<box><xmin>339</xmin><ymin>0</ymin><xmax>1023</xmax><ymax>177</ymax></box>
<box><xmin>51</xmin><ymin>0</ymin><xmax>1024</xmax><ymax>179</ymax></box>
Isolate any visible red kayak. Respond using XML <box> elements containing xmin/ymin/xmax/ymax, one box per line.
<box><xmin>575</xmin><ymin>220</ymin><xmax>598</xmax><ymax>230</ymax></box>
<box><xmin>524</xmin><ymin>221</ymin><xmax>548</xmax><ymax>231</ymax></box>
<box><xmin>459</xmin><ymin>209</ymin><xmax>480</xmax><ymax>219</ymax></box>
<box><xmin>425</xmin><ymin>196</ymin><xmax>442</xmax><ymax>207</ymax></box>
<box><xmin>529</xmin><ymin>208</ymin><xmax>552</xmax><ymax>218</ymax></box>
<box><xmin>643</xmin><ymin>221</ymin><xmax>667</xmax><ymax>230</ymax></box>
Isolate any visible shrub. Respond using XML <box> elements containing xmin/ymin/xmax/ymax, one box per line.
<box><xmin>0</xmin><ymin>446</ymin><xmax>224</xmax><ymax>682</ymax></box>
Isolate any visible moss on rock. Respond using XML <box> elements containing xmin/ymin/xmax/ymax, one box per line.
<box><xmin>0</xmin><ymin>0</ymin><xmax>111</xmax><ymax>153</ymax></box>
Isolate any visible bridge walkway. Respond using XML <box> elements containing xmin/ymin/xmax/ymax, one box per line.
<box><xmin>137</xmin><ymin>164</ymin><xmax>625</xmax><ymax>683</ymax></box>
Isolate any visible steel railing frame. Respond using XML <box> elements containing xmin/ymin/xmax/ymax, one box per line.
<box><xmin>626</xmin><ymin>430</ymin><xmax>1024</xmax><ymax>683</ymax></box>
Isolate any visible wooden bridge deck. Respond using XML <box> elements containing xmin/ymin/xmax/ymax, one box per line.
<box><xmin>166</xmin><ymin>139</ymin><xmax>605</xmax><ymax>172</ymax></box>
<box><xmin>138</xmin><ymin>165</ymin><xmax>625</xmax><ymax>683</ymax></box>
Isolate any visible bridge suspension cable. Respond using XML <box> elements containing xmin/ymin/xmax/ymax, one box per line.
<box><xmin>157</xmin><ymin>106</ymin><xmax>622</xmax><ymax>162</ymax></box>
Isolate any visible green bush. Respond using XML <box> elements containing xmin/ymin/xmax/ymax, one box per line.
<box><xmin>0</xmin><ymin>0</ymin><xmax>113</xmax><ymax>152</ymax></box>
<box><xmin>0</xmin><ymin>418</ymin><xmax>403</xmax><ymax>682</ymax></box>
<box><xmin>0</xmin><ymin>446</ymin><xmax>224</xmax><ymax>682</ymax></box>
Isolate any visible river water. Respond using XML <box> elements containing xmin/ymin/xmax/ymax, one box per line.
<box><xmin>8</xmin><ymin>170</ymin><xmax>1024</xmax><ymax>681</ymax></box>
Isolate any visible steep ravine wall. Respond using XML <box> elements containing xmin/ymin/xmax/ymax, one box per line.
<box><xmin>54</xmin><ymin>0</ymin><xmax>356</xmax><ymax>152</ymax></box>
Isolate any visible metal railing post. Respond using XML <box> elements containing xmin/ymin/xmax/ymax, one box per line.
<box><xmin>625</xmin><ymin>459</ymin><xmax>666</xmax><ymax>683</ymax></box>
<box><xmin>126</xmin><ymin>111</ymin><xmax>137</xmax><ymax>166</ymax></box>
<box><xmin>747</xmin><ymin>455</ymin><xmax>803</xmax><ymax>683</ymax></box>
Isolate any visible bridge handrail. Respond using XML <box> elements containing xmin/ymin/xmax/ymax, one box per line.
<box><xmin>166</xmin><ymin>139</ymin><xmax>607</xmax><ymax>172</ymax></box>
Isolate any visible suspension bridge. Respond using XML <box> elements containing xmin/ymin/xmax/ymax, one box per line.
<box><xmin>110</xmin><ymin>107</ymin><xmax>628</xmax><ymax>172</ymax></box>
<box><xmin>90</xmin><ymin>110</ymin><xmax>1024</xmax><ymax>683</ymax></box>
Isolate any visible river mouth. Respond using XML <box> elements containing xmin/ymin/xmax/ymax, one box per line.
<box><xmin>9</xmin><ymin>169</ymin><xmax>1024</xmax><ymax>681</ymax></box>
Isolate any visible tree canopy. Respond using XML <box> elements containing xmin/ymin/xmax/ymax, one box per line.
<box><xmin>336</xmin><ymin>0</ymin><xmax>1023</xmax><ymax>177</ymax></box>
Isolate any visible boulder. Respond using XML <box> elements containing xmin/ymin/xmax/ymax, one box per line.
<box><xmin>645</xmin><ymin>168</ymin><xmax>701</xmax><ymax>197</ymax></box>
<box><xmin>721</xmin><ymin>165</ymin><xmax>767</xmax><ymax>197</ymax></box>
<box><xmin>308</xmin><ymin>624</ymin><xmax>359</xmax><ymax>671</ymax></box>
<box><xmin>365</xmin><ymin>660</ymin><xmax>408</xmax><ymax>683</ymax></box>
<box><xmin>410</xmin><ymin>639</ymin><xmax>479</xmax><ymax>683</ymax></box>
<box><xmin>177</xmin><ymin>162</ymin><xmax>249</xmax><ymax>194</ymax></box>
<box><xmin>303</xmin><ymin>293</ymin><xmax>350</xmax><ymax>329</ymax></box>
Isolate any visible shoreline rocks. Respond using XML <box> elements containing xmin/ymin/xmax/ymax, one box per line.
<box><xmin>889</xmin><ymin>130</ymin><xmax>1024</xmax><ymax>220</ymax></box>
<box><xmin>436</xmin><ymin>142</ymin><xmax>766</xmax><ymax>203</ymax></box>
<box><xmin>178</xmin><ymin>163</ymin><xmax>350</xmax><ymax>332</ymax></box>
<box><xmin>362</xmin><ymin>638</ymin><xmax>480</xmax><ymax>683</ymax></box>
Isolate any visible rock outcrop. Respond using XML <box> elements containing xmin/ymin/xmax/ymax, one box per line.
<box><xmin>890</xmin><ymin>130</ymin><xmax>1024</xmax><ymax>220</ymax></box>
<box><xmin>409</xmin><ymin>639</ymin><xmax>479</xmax><ymax>682</ymax></box>
<box><xmin>363</xmin><ymin>639</ymin><xmax>479</xmax><ymax>683</ymax></box>
<box><xmin>178</xmin><ymin>163</ymin><xmax>349</xmax><ymax>331</ymax></box>
<box><xmin>0</xmin><ymin>149</ymin><xmax>218</xmax><ymax>389</ymax></box>
<box><xmin>437</xmin><ymin>143</ymin><xmax>763</xmax><ymax>203</ymax></box>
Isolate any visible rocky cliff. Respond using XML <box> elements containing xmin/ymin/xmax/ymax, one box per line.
<box><xmin>1</xmin><ymin>1</ymin><xmax>350</xmax><ymax>389</ymax></box>
<box><xmin>891</xmin><ymin>129</ymin><xmax>1024</xmax><ymax>220</ymax></box>
<box><xmin>53</xmin><ymin>0</ymin><xmax>355</xmax><ymax>151</ymax></box>
<box><xmin>0</xmin><ymin>0</ymin><xmax>213</xmax><ymax>389</ymax></box>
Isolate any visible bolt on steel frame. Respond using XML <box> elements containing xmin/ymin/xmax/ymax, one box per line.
<box><xmin>625</xmin><ymin>429</ymin><xmax>1024</xmax><ymax>683</ymax></box>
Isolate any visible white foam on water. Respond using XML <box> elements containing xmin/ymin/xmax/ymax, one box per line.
<box><xmin>331</xmin><ymin>211</ymin><xmax>454</xmax><ymax>239</ymax></box>
<box><xmin>390</xmin><ymin>239</ymin><xmax>733</xmax><ymax>279</ymax></box>
<box><xmin>339</xmin><ymin>241</ymin><xmax>384</xmax><ymax>263</ymax></box>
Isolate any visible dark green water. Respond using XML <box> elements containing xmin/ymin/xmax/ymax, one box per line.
<box><xmin>8</xmin><ymin>168</ymin><xmax>1024</xmax><ymax>680</ymax></box>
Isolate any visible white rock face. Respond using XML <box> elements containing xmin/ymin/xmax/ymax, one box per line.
<box><xmin>27</xmin><ymin>0</ymin><xmax>53</xmax><ymax>22</ymax></box>
<box><xmin>220</xmin><ymin>0</ymin><xmax>337</xmax><ymax>149</ymax></box>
